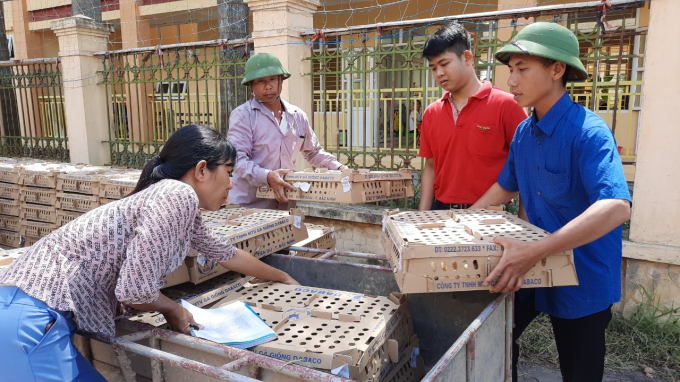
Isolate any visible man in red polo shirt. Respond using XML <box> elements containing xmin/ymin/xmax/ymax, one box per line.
<box><xmin>419</xmin><ymin>23</ymin><xmax>527</xmax><ymax>210</ymax></box>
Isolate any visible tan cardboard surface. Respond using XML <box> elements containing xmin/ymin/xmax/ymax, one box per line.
<box><xmin>0</xmin><ymin>163</ymin><xmax>23</xmax><ymax>184</ymax></box>
<box><xmin>20</xmin><ymin>221</ymin><xmax>58</xmax><ymax>239</ymax></box>
<box><xmin>160</xmin><ymin>263</ymin><xmax>190</xmax><ymax>289</ymax></box>
<box><xmin>187</xmin><ymin>222</ymin><xmax>308</xmax><ymax>284</ymax></box>
<box><xmin>278</xmin><ymin>168</ymin><xmax>412</xmax><ymax>183</ymax></box>
<box><xmin>290</xmin><ymin>224</ymin><xmax>336</xmax><ymax>257</ymax></box>
<box><xmin>56</xmin><ymin>166</ymin><xmax>132</xmax><ymax>195</ymax></box>
<box><xmin>383</xmin><ymin>209</ymin><xmax>578</xmax><ymax>293</ymax></box>
<box><xmin>20</xmin><ymin>203</ymin><xmax>58</xmax><ymax>223</ymax></box>
<box><xmin>0</xmin><ymin>247</ymin><xmax>28</xmax><ymax>270</ymax></box>
<box><xmin>20</xmin><ymin>187</ymin><xmax>57</xmax><ymax>206</ymax></box>
<box><xmin>0</xmin><ymin>183</ymin><xmax>21</xmax><ymax>200</ymax></box>
<box><xmin>99</xmin><ymin>176</ymin><xmax>140</xmax><ymax>199</ymax></box>
<box><xmin>56</xmin><ymin>192</ymin><xmax>101</xmax><ymax>213</ymax></box>
<box><xmin>0</xmin><ymin>198</ymin><xmax>21</xmax><ymax>217</ymax></box>
<box><xmin>0</xmin><ymin>229</ymin><xmax>22</xmax><ymax>248</ymax></box>
<box><xmin>184</xmin><ymin>208</ymin><xmax>307</xmax><ymax>283</ymax></box>
<box><xmin>56</xmin><ymin>209</ymin><xmax>84</xmax><ymax>227</ymax></box>
<box><xmin>256</xmin><ymin>169</ymin><xmax>414</xmax><ymax>204</ymax></box>
<box><xmin>0</xmin><ymin>215</ymin><xmax>21</xmax><ymax>232</ymax></box>
<box><xmin>211</xmin><ymin>282</ymin><xmax>410</xmax><ymax>374</ymax></box>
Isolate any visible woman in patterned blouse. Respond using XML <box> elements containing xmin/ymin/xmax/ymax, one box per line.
<box><xmin>0</xmin><ymin>124</ymin><xmax>299</xmax><ymax>381</ymax></box>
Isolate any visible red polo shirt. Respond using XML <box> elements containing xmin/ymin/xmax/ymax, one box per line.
<box><xmin>419</xmin><ymin>81</ymin><xmax>527</xmax><ymax>204</ymax></box>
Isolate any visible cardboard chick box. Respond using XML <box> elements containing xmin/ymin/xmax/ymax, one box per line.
<box><xmin>211</xmin><ymin>282</ymin><xmax>416</xmax><ymax>381</ymax></box>
<box><xmin>99</xmin><ymin>173</ymin><xmax>141</xmax><ymax>200</ymax></box>
<box><xmin>128</xmin><ymin>271</ymin><xmax>251</xmax><ymax>328</ymax></box>
<box><xmin>382</xmin><ymin>209</ymin><xmax>578</xmax><ymax>293</ymax></box>
<box><xmin>289</xmin><ymin>223</ymin><xmax>336</xmax><ymax>258</ymax></box>
<box><xmin>256</xmin><ymin>168</ymin><xmax>414</xmax><ymax>204</ymax></box>
<box><xmin>185</xmin><ymin>208</ymin><xmax>308</xmax><ymax>284</ymax></box>
<box><xmin>56</xmin><ymin>165</ymin><xmax>130</xmax><ymax>195</ymax></box>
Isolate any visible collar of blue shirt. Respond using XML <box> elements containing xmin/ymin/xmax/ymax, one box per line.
<box><xmin>532</xmin><ymin>92</ymin><xmax>574</xmax><ymax>138</ymax></box>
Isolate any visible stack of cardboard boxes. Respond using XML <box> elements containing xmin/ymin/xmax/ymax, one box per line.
<box><xmin>17</xmin><ymin>162</ymin><xmax>66</xmax><ymax>247</ymax></box>
<box><xmin>0</xmin><ymin>159</ymin><xmax>28</xmax><ymax>247</ymax></box>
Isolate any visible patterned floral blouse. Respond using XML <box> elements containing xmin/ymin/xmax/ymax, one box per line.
<box><xmin>0</xmin><ymin>179</ymin><xmax>236</xmax><ymax>336</ymax></box>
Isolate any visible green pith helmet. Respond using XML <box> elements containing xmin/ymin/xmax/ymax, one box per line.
<box><xmin>241</xmin><ymin>53</ymin><xmax>291</xmax><ymax>85</ymax></box>
<box><xmin>495</xmin><ymin>22</ymin><xmax>588</xmax><ymax>81</ymax></box>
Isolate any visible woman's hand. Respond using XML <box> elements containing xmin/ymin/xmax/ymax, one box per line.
<box><xmin>161</xmin><ymin>304</ymin><xmax>203</xmax><ymax>334</ymax></box>
<box><xmin>279</xmin><ymin>273</ymin><xmax>300</xmax><ymax>285</ymax></box>
<box><xmin>219</xmin><ymin>250</ymin><xmax>302</xmax><ymax>287</ymax></box>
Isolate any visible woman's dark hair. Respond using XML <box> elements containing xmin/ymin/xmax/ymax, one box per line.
<box><xmin>128</xmin><ymin>124</ymin><xmax>236</xmax><ymax>196</ymax></box>
<box><xmin>422</xmin><ymin>22</ymin><xmax>471</xmax><ymax>61</ymax></box>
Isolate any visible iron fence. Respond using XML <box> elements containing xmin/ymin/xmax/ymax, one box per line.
<box><xmin>307</xmin><ymin>0</ymin><xmax>646</xmax><ymax>208</ymax></box>
<box><xmin>98</xmin><ymin>39</ymin><xmax>251</xmax><ymax>168</ymax></box>
<box><xmin>0</xmin><ymin>58</ymin><xmax>68</xmax><ymax>161</ymax></box>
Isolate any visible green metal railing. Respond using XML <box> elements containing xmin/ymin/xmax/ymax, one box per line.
<box><xmin>307</xmin><ymin>2</ymin><xmax>646</xmax><ymax>208</ymax></box>
<box><xmin>0</xmin><ymin>58</ymin><xmax>69</xmax><ymax>161</ymax></box>
<box><xmin>98</xmin><ymin>40</ymin><xmax>251</xmax><ymax>168</ymax></box>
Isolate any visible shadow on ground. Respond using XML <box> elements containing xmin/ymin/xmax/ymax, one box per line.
<box><xmin>518</xmin><ymin>363</ymin><xmax>669</xmax><ymax>382</ymax></box>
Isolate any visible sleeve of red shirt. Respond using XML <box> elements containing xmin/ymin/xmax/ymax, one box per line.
<box><xmin>418</xmin><ymin>107</ymin><xmax>433</xmax><ymax>158</ymax></box>
<box><xmin>502</xmin><ymin>100</ymin><xmax>528</xmax><ymax>146</ymax></box>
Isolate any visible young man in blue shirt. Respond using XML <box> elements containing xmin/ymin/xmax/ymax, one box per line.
<box><xmin>470</xmin><ymin>22</ymin><xmax>632</xmax><ymax>382</ymax></box>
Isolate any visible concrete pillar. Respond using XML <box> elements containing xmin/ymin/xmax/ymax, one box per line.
<box><xmin>244</xmin><ymin>0</ymin><xmax>319</xmax><ymax>170</ymax></box>
<box><xmin>11</xmin><ymin>0</ymin><xmax>42</xmax><ymax>59</ymax></box>
<box><xmin>493</xmin><ymin>0</ymin><xmax>537</xmax><ymax>91</ymax></box>
<box><xmin>624</xmin><ymin>0</ymin><xmax>680</xmax><ymax>317</ymax></box>
<box><xmin>52</xmin><ymin>16</ymin><xmax>113</xmax><ymax>165</ymax></box>
<box><xmin>120</xmin><ymin>0</ymin><xmax>150</xmax><ymax>49</ymax></box>
<box><xmin>244</xmin><ymin>0</ymin><xmax>317</xmax><ymax>119</ymax></box>
<box><xmin>629</xmin><ymin>0</ymin><xmax>680</xmax><ymax>247</ymax></box>
<box><xmin>119</xmin><ymin>0</ymin><xmax>152</xmax><ymax>142</ymax></box>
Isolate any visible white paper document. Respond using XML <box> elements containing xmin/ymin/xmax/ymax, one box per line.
<box><xmin>180</xmin><ymin>300</ymin><xmax>276</xmax><ymax>349</ymax></box>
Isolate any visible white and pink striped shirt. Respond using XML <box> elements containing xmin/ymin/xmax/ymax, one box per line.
<box><xmin>227</xmin><ymin>98</ymin><xmax>343</xmax><ymax>209</ymax></box>
<box><xmin>0</xmin><ymin>179</ymin><xmax>236</xmax><ymax>336</ymax></box>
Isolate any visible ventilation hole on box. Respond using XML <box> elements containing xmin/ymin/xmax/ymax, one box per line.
<box><xmin>473</xmin><ymin>260</ymin><xmax>478</xmax><ymax>270</ymax></box>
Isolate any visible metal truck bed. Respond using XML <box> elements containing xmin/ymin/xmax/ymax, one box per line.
<box><xmin>79</xmin><ymin>254</ymin><xmax>512</xmax><ymax>382</ymax></box>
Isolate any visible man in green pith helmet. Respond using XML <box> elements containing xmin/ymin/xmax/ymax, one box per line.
<box><xmin>470</xmin><ymin>22</ymin><xmax>631</xmax><ymax>382</ymax></box>
<box><xmin>227</xmin><ymin>53</ymin><xmax>346</xmax><ymax>209</ymax></box>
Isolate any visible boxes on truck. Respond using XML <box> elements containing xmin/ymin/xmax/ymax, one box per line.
<box><xmin>211</xmin><ymin>282</ymin><xmax>424</xmax><ymax>382</ymax></box>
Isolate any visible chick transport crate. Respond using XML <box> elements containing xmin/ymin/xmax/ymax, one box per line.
<box><xmin>76</xmin><ymin>254</ymin><xmax>513</xmax><ymax>382</ymax></box>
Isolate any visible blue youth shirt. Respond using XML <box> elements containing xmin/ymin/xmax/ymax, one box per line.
<box><xmin>497</xmin><ymin>92</ymin><xmax>632</xmax><ymax>319</ymax></box>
